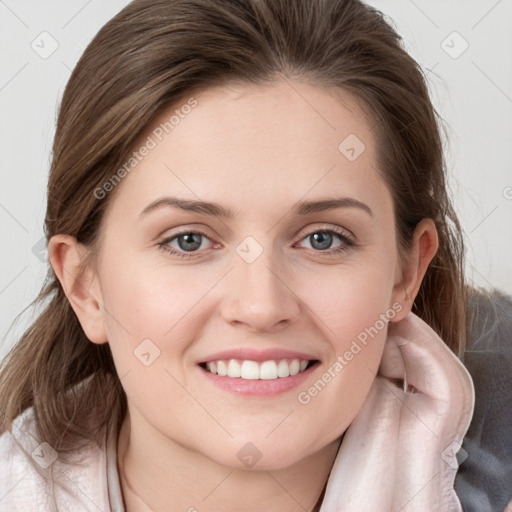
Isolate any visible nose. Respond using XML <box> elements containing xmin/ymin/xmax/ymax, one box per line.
<box><xmin>220</xmin><ymin>249</ymin><xmax>302</xmax><ymax>333</ymax></box>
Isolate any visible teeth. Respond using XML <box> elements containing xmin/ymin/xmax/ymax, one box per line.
<box><xmin>216</xmin><ymin>361</ymin><xmax>227</xmax><ymax>376</ymax></box>
<box><xmin>259</xmin><ymin>361</ymin><xmax>277</xmax><ymax>380</ymax></box>
<box><xmin>227</xmin><ymin>359</ymin><xmax>241</xmax><ymax>378</ymax></box>
<box><xmin>204</xmin><ymin>358</ymin><xmax>311</xmax><ymax>380</ymax></box>
<box><xmin>289</xmin><ymin>360</ymin><xmax>300</xmax><ymax>376</ymax></box>
<box><xmin>277</xmin><ymin>360</ymin><xmax>290</xmax><ymax>377</ymax></box>
<box><xmin>241</xmin><ymin>360</ymin><xmax>259</xmax><ymax>379</ymax></box>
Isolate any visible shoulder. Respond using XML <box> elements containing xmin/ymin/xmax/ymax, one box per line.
<box><xmin>455</xmin><ymin>287</ymin><xmax>512</xmax><ymax>512</ymax></box>
<box><xmin>0</xmin><ymin>405</ymin><xmax>112</xmax><ymax>511</ymax></box>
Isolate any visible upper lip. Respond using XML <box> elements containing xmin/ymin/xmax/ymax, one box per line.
<box><xmin>198</xmin><ymin>348</ymin><xmax>319</xmax><ymax>364</ymax></box>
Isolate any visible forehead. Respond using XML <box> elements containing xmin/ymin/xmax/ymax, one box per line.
<box><xmin>104</xmin><ymin>78</ymin><xmax>390</xmax><ymax>222</ymax></box>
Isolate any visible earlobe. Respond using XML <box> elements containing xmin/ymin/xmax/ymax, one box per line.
<box><xmin>48</xmin><ymin>234</ymin><xmax>108</xmax><ymax>344</ymax></box>
<box><xmin>390</xmin><ymin>218</ymin><xmax>439</xmax><ymax>322</ymax></box>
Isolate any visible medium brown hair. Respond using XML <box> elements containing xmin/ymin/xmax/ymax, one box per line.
<box><xmin>0</xmin><ymin>0</ymin><xmax>468</xmax><ymax>456</ymax></box>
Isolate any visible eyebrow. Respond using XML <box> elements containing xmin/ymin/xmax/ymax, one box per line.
<box><xmin>139</xmin><ymin>196</ymin><xmax>373</xmax><ymax>219</ymax></box>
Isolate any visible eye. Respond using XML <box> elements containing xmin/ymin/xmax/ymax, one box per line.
<box><xmin>296</xmin><ymin>227</ymin><xmax>356</xmax><ymax>255</ymax></box>
<box><xmin>157</xmin><ymin>230</ymin><xmax>217</xmax><ymax>259</ymax></box>
<box><xmin>157</xmin><ymin>225</ymin><xmax>356</xmax><ymax>260</ymax></box>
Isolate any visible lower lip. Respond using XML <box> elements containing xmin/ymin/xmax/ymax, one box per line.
<box><xmin>198</xmin><ymin>364</ymin><xmax>318</xmax><ymax>396</ymax></box>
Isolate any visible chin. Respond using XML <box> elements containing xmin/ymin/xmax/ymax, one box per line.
<box><xmin>202</xmin><ymin>435</ymin><xmax>320</xmax><ymax>472</ymax></box>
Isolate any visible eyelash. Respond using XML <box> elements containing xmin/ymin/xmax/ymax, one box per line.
<box><xmin>157</xmin><ymin>226</ymin><xmax>356</xmax><ymax>260</ymax></box>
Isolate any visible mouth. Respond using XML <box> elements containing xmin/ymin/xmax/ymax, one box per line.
<box><xmin>197</xmin><ymin>350</ymin><xmax>320</xmax><ymax>396</ymax></box>
<box><xmin>199</xmin><ymin>358</ymin><xmax>318</xmax><ymax>380</ymax></box>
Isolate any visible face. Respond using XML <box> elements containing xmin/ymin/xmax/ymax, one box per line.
<box><xmin>87</xmin><ymin>78</ymin><xmax>409</xmax><ymax>470</ymax></box>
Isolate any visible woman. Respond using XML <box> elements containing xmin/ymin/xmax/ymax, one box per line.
<box><xmin>0</xmin><ymin>0</ymin><xmax>508</xmax><ymax>510</ymax></box>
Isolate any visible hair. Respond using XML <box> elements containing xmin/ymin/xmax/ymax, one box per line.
<box><xmin>0</xmin><ymin>0</ymin><xmax>470</xmax><ymax>457</ymax></box>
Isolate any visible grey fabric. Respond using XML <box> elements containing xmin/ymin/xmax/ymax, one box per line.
<box><xmin>455</xmin><ymin>287</ymin><xmax>512</xmax><ymax>512</ymax></box>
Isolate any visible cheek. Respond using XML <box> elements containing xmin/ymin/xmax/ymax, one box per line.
<box><xmin>97</xmin><ymin>259</ymin><xmax>225</xmax><ymax>406</ymax></box>
<box><xmin>99</xmin><ymin>257</ymin><xmax>217</xmax><ymax>346</ymax></box>
<box><xmin>296</xmin><ymin>313</ymin><xmax>387</xmax><ymax>444</ymax></box>
<box><xmin>95</xmin><ymin>263</ymin><xmax>192</xmax><ymax>395</ymax></box>
<box><xmin>296</xmin><ymin>257</ymin><xmax>396</xmax><ymax>347</ymax></box>
<box><xmin>291</xmin><ymin>263</ymin><xmax>394</xmax><ymax>436</ymax></box>
<box><xmin>298</xmin><ymin>345</ymin><xmax>384</xmax><ymax>445</ymax></box>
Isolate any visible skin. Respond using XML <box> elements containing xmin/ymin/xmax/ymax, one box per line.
<box><xmin>49</xmin><ymin>78</ymin><xmax>438</xmax><ymax>511</ymax></box>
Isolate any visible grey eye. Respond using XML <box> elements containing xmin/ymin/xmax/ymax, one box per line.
<box><xmin>308</xmin><ymin>231</ymin><xmax>335</xmax><ymax>251</ymax></box>
<box><xmin>176</xmin><ymin>233</ymin><xmax>203</xmax><ymax>251</ymax></box>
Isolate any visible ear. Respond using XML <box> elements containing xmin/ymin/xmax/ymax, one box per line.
<box><xmin>390</xmin><ymin>218</ymin><xmax>439</xmax><ymax>322</ymax></box>
<box><xmin>48</xmin><ymin>234</ymin><xmax>108</xmax><ymax>344</ymax></box>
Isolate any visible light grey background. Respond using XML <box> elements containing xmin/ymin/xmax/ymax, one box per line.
<box><xmin>1</xmin><ymin>0</ymin><xmax>511</xmax><ymax>361</ymax></box>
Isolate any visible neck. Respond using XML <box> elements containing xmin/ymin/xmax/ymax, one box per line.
<box><xmin>117</xmin><ymin>409</ymin><xmax>341</xmax><ymax>512</ymax></box>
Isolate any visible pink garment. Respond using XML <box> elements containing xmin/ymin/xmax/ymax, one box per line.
<box><xmin>0</xmin><ymin>312</ymin><xmax>476</xmax><ymax>511</ymax></box>
<box><xmin>0</xmin><ymin>403</ymin><xmax>124</xmax><ymax>511</ymax></box>
<box><xmin>319</xmin><ymin>312</ymin><xmax>475</xmax><ymax>511</ymax></box>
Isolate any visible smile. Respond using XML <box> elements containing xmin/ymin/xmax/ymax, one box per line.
<box><xmin>202</xmin><ymin>358</ymin><xmax>313</xmax><ymax>380</ymax></box>
<box><xmin>198</xmin><ymin>354</ymin><xmax>320</xmax><ymax>396</ymax></box>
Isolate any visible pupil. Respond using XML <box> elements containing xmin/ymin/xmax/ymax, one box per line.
<box><xmin>311</xmin><ymin>232</ymin><xmax>332</xmax><ymax>250</ymax></box>
<box><xmin>178</xmin><ymin>233</ymin><xmax>202</xmax><ymax>251</ymax></box>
